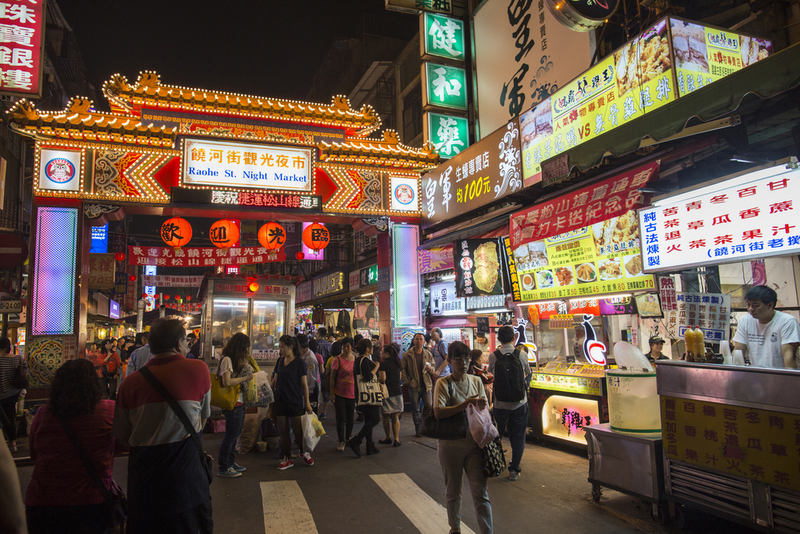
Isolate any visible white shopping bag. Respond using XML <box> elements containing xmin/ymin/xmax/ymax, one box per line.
<box><xmin>301</xmin><ymin>414</ymin><xmax>321</xmax><ymax>451</ymax></box>
<box><xmin>467</xmin><ymin>404</ymin><xmax>499</xmax><ymax>448</ymax></box>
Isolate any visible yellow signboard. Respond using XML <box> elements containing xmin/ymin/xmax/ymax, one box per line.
<box><xmin>522</xmin><ymin>19</ymin><xmax>676</xmax><ymax>185</ymax></box>
<box><xmin>662</xmin><ymin>396</ymin><xmax>800</xmax><ymax>492</ymax></box>
<box><xmin>514</xmin><ymin>211</ymin><xmax>655</xmax><ymax>301</ymax></box>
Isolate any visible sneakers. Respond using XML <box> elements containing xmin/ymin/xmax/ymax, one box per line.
<box><xmin>232</xmin><ymin>463</ymin><xmax>246</xmax><ymax>472</ymax></box>
<box><xmin>218</xmin><ymin>467</ymin><xmax>242</xmax><ymax>478</ymax></box>
<box><xmin>318</xmin><ymin>414</ymin><xmax>327</xmax><ymax>420</ymax></box>
<box><xmin>9</xmin><ymin>441</ymin><xmax>17</xmax><ymax>453</ymax></box>
<box><xmin>300</xmin><ymin>452</ymin><xmax>314</xmax><ymax>466</ymax></box>
<box><xmin>508</xmin><ymin>470</ymin><xmax>520</xmax><ymax>481</ymax></box>
<box><xmin>347</xmin><ymin>438</ymin><xmax>362</xmax><ymax>458</ymax></box>
<box><xmin>277</xmin><ymin>457</ymin><xmax>294</xmax><ymax>470</ymax></box>
<box><xmin>337</xmin><ymin>442</ymin><xmax>346</xmax><ymax>452</ymax></box>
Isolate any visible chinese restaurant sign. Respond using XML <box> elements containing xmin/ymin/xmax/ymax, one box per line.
<box><xmin>521</xmin><ymin>20</ymin><xmax>675</xmax><ymax>185</ymax></box>
<box><xmin>385</xmin><ymin>0</ymin><xmax>452</xmax><ymax>15</ymax></box>
<box><xmin>183</xmin><ymin>139</ymin><xmax>312</xmax><ymax>191</ymax></box>
<box><xmin>425</xmin><ymin>112</ymin><xmax>469</xmax><ymax>159</ymax></box>
<box><xmin>312</xmin><ymin>270</ymin><xmax>346</xmax><ymax>299</ymax></box>
<box><xmin>211</xmin><ymin>190</ymin><xmax>320</xmax><ymax>209</ymax></box>
<box><xmin>418</xmin><ymin>245</ymin><xmax>454</xmax><ymax>274</ymax></box>
<box><xmin>422</xmin><ymin>62</ymin><xmax>468</xmax><ymax>111</ymax></box>
<box><xmin>88</xmin><ymin>254</ymin><xmax>115</xmax><ymax>290</ymax></box>
<box><xmin>502</xmin><ymin>237</ymin><xmax>522</xmax><ymax>302</ymax></box>
<box><xmin>639</xmin><ymin>164</ymin><xmax>800</xmax><ymax>272</ymax></box>
<box><xmin>429</xmin><ymin>280</ymin><xmax>466</xmax><ymax>316</ymax></box>
<box><xmin>454</xmin><ymin>239</ymin><xmax>504</xmax><ymax>298</ymax></box>
<box><xmin>665</xmin><ymin>292</ymin><xmax>731</xmax><ymax>342</ymax></box>
<box><xmin>423</xmin><ymin>121</ymin><xmax>522</xmax><ymax>227</ymax></box>
<box><xmin>0</xmin><ymin>0</ymin><xmax>45</xmax><ymax>97</ymax></box>
<box><xmin>512</xmin><ymin>212</ymin><xmax>655</xmax><ymax>301</ymax></box>
<box><xmin>472</xmin><ymin>0</ymin><xmax>591</xmax><ymax>136</ymax></box>
<box><xmin>214</xmin><ymin>282</ymin><xmax>291</xmax><ymax>297</ymax></box>
<box><xmin>141</xmin><ymin>275</ymin><xmax>204</xmax><ymax>288</ymax></box>
<box><xmin>128</xmin><ymin>246</ymin><xmax>285</xmax><ymax>267</ymax></box>
<box><xmin>511</xmin><ymin>161</ymin><xmax>658</xmax><ymax>248</ymax></box>
<box><xmin>422</xmin><ymin>13</ymin><xmax>465</xmax><ymax>61</ymax></box>
<box><xmin>659</xmin><ymin>275</ymin><xmax>677</xmax><ymax>311</ymax></box>
<box><xmin>671</xmin><ymin>18</ymin><xmax>772</xmax><ymax>97</ymax></box>
<box><xmin>662</xmin><ymin>396</ymin><xmax>800</xmax><ymax>492</ymax></box>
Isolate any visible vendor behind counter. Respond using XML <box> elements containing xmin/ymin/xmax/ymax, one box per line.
<box><xmin>732</xmin><ymin>285</ymin><xmax>800</xmax><ymax>369</ymax></box>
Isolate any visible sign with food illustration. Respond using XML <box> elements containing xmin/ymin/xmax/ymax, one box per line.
<box><xmin>671</xmin><ymin>18</ymin><xmax>772</xmax><ymax>98</ymax></box>
<box><xmin>521</xmin><ymin>19</ymin><xmax>675</xmax><ymax>185</ymax></box>
<box><xmin>454</xmin><ymin>238</ymin><xmax>504</xmax><ymax>297</ymax></box>
<box><xmin>510</xmin><ymin>161</ymin><xmax>659</xmax><ymax>249</ymax></box>
<box><xmin>513</xmin><ymin>210</ymin><xmax>655</xmax><ymax>301</ymax></box>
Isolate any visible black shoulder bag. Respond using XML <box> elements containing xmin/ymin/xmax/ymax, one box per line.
<box><xmin>139</xmin><ymin>367</ymin><xmax>214</xmax><ymax>485</ymax></box>
<box><xmin>420</xmin><ymin>377</ymin><xmax>468</xmax><ymax>440</ymax></box>
<box><xmin>58</xmin><ymin>415</ymin><xmax>127</xmax><ymax>530</ymax></box>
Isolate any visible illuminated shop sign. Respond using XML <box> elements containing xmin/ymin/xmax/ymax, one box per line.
<box><xmin>422</xmin><ymin>13</ymin><xmax>465</xmax><ymax>61</ymax></box>
<box><xmin>90</xmin><ymin>223</ymin><xmax>108</xmax><ymax>253</ymax></box>
<box><xmin>0</xmin><ymin>0</ymin><xmax>45</xmax><ymax>98</ymax></box>
<box><xmin>386</xmin><ymin>0</ymin><xmax>452</xmax><ymax>15</ymax></box>
<box><xmin>429</xmin><ymin>280</ymin><xmax>465</xmax><ymax>316</ymax></box>
<box><xmin>211</xmin><ymin>190</ymin><xmax>320</xmax><ymax>209</ymax></box>
<box><xmin>393</xmin><ymin>225</ymin><xmax>422</xmax><ymax>327</ymax></box>
<box><xmin>390</xmin><ymin>177</ymin><xmax>420</xmax><ymax>212</ymax></box>
<box><xmin>312</xmin><ymin>270</ymin><xmax>346</xmax><ymax>299</ymax></box>
<box><xmin>422</xmin><ymin>62</ymin><xmax>468</xmax><ymax>111</ymax></box>
<box><xmin>183</xmin><ymin>139</ymin><xmax>312</xmax><ymax>191</ymax></box>
<box><xmin>639</xmin><ymin>163</ymin><xmax>800</xmax><ymax>272</ymax></box>
<box><xmin>38</xmin><ymin>148</ymin><xmax>82</xmax><ymax>192</ymax></box>
<box><xmin>542</xmin><ymin>395</ymin><xmax>601</xmax><ymax>445</ymax></box>
<box><xmin>425</xmin><ymin>112</ymin><xmax>469</xmax><ymax>159</ymax></box>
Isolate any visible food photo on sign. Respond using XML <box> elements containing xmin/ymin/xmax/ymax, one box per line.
<box><xmin>453</xmin><ymin>239</ymin><xmax>505</xmax><ymax>297</ymax></box>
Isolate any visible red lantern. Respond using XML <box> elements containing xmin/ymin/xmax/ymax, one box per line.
<box><xmin>209</xmin><ymin>219</ymin><xmax>239</xmax><ymax>248</ymax></box>
<box><xmin>163</xmin><ymin>294</ymin><xmax>170</xmax><ymax>300</ymax></box>
<box><xmin>302</xmin><ymin>223</ymin><xmax>330</xmax><ymax>253</ymax></box>
<box><xmin>186</xmin><ymin>295</ymin><xmax>192</xmax><ymax>301</ymax></box>
<box><xmin>258</xmin><ymin>222</ymin><xmax>286</xmax><ymax>250</ymax></box>
<box><xmin>296</xmin><ymin>251</ymin><xmax>305</xmax><ymax>261</ymax></box>
<box><xmin>141</xmin><ymin>293</ymin><xmax>147</xmax><ymax>299</ymax></box>
<box><xmin>129</xmin><ymin>275</ymin><xmax>136</xmax><ymax>282</ymax></box>
<box><xmin>114</xmin><ymin>252</ymin><xmax>126</xmax><ymax>262</ymax></box>
<box><xmin>160</xmin><ymin>217</ymin><xmax>192</xmax><ymax>247</ymax></box>
<box><xmin>248</xmin><ymin>282</ymin><xmax>259</xmax><ymax>292</ymax></box>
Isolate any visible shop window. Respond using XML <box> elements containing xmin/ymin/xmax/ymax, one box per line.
<box><xmin>211</xmin><ymin>298</ymin><xmax>248</xmax><ymax>359</ymax></box>
<box><xmin>251</xmin><ymin>300</ymin><xmax>286</xmax><ymax>357</ymax></box>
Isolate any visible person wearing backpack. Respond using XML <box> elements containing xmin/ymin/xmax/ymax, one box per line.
<box><xmin>488</xmin><ymin>326</ymin><xmax>532</xmax><ymax>481</ymax></box>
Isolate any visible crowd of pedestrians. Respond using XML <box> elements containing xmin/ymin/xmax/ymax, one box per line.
<box><xmin>3</xmin><ymin>323</ymin><xmax>529</xmax><ymax>534</ymax></box>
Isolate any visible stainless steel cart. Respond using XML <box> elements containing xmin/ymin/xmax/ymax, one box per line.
<box><xmin>584</xmin><ymin>423</ymin><xmax>667</xmax><ymax>523</ymax></box>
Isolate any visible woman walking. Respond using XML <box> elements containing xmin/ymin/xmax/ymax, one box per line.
<box><xmin>25</xmin><ymin>359</ymin><xmax>126</xmax><ymax>534</ymax></box>
<box><xmin>347</xmin><ymin>339</ymin><xmax>382</xmax><ymax>457</ymax></box>
<box><xmin>0</xmin><ymin>337</ymin><xmax>23</xmax><ymax>453</ymax></box>
<box><xmin>96</xmin><ymin>339</ymin><xmax>121</xmax><ymax>400</ymax></box>
<box><xmin>378</xmin><ymin>344</ymin><xmax>403</xmax><ymax>447</ymax></box>
<box><xmin>329</xmin><ymin>337</ymin><xmax>356</xmax><ymax>452</ymax></box>
<box><xmin>434</xmin><ymin>341</ymin><xmax>492</xmax><ymax>534</ymax></box>
<box><xmin>216</xmin><ymin>333</ymin><xmax>254</xmax><ymax>478</ymax></box>
<box><xmin>272</xmin><ymin>335</ymin><xmax>314</xmax><ymax>470</ymax></box>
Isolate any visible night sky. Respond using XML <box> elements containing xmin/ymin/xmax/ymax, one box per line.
<box><xmin>59</xmin><ymin>0</ymin><xmax>413</xmax><ymax>103</ymax></box>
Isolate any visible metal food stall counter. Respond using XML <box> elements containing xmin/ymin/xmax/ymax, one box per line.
<box><xmin>657</xmin><ymin>361</ymin><xmax>800</xmax><ymax>532</ymax></box>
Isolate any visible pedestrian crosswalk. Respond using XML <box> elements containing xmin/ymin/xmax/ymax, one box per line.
<box><xmin>258</xmin><ymin>474</ymin><xmax>476</xmax><ymax>534</ymax></box>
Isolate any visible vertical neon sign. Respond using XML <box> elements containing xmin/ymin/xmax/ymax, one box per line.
<box><xmin>392</xmin><ymin>225</ymin><xmax>422</xmax><ymax>327</ymax></box>
<box><xmin>31</xmin><ymin>206</ymin><xmax>77</xmax><ymax>335</ymax></box>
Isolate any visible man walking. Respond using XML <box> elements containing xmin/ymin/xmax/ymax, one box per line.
<box><xmin>114</xmin><ymin>318</ymin><xmax>213</xmax><ymax>533</ymax></box>
<box><xmin>430</xmin><ymin>327</ymin><xmax>452</xmax><ymax>379</ymax></box>
<box><xmin>315</xmin><ymin>327</ymin><xmax>332</xmax><ymax>361</ymax></box>
<box><xmin>488</xmin><ymin>325</ymin><xmax>532</xmax><ymax>481</ymax></box>
<box><xmin>125</xmin><ymin>331</ymin><xmax>151</xmax><ymax>377</ymax></box>
<box><xmin>298</xmin><ymin>334</ymin><xmax>320</xmax><ymax>411</ymax></box>
<box><xmin>401</xmin><ymin>333</ymin><xmax>435</xmax><ymax>437</ymax></box>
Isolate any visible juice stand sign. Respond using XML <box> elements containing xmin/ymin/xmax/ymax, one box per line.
<box><xmin>513</xmin><ymin>211</ymin><xmax>655</xmax><ymax>301</ymax></box>
<box><xmin>521</xmin><ymin>19</ymin><xmax>676</xmax><ymax>185</ymax></box>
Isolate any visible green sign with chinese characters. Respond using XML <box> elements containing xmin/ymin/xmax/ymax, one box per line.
<box><xmin>423</xmin><ymin>62</ymin><xmax>468</xmax><ymax>111</ymax></box>
<box><xmin>422</xmin><ymin>13</ymin><xmax>465</xmax><ymax>60</ymax></box>
<box><xmin>425</xmin><ymin>112</ymin><xmax>469</xmax><ymax>158</ymax></box>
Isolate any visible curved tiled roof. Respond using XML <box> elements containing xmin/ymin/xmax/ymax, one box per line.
<box><xmin>319</xmin><ymin>130</ymin><xmax>439</xmax><ymax>170</ymax></box>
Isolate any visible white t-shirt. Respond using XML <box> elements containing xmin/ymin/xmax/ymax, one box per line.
<box><xmin>733</xmin><ymin>310</ymin><xmax>800</xmax><ymax>368</ymax></box>
<box><xmin>302</xmin><ymin>348</ymin><xmax>319</xmax><ymax>390</ymax></box>
<box><xmin>434</xmin><ymin>374</ymin><xmax>487</xmax><ymax>447</ymax></box>
<box><xmin>218</xmin><ymin>356</ymin><xmax>243</xmax><ymax>404</ymax></box>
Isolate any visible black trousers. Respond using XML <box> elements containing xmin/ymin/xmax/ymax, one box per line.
<box><xmin>334</xmin><ymin>396</ymin><xmax>356</xmax><ymax>442</ymax></box>
<box><xmin>128</xmin><ymin>499</ymin><xmax>213</xmax><ymax>534</ymax></box>
<box><xmin>0</xmin><ymin>393</ymin><xmax>19</xmax><ymax>442</ymax></box>
<box><xmin>353</xmin><ymin>405</ymin><xmax>381</xmax><ymax>444</ymax></box>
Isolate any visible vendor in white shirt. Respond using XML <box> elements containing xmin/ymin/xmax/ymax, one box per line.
<box><xmin>733</xmin><ymin>285</ymin><xmax>800</xmax><ymax>369</ymax></box>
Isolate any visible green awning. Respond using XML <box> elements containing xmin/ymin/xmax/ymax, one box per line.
<box><xmin>565</xmin><ymin>43</ymin><xmax>800</xmax><ymax>174</ymax></box>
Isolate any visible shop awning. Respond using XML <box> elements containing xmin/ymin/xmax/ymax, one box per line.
<box><xmin>563</xmin><ymin>43</ymin><xmax>800</xmax><ymax>175</ymax></box>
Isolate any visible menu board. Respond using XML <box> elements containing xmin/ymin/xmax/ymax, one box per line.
<box><xmin>454</xmin><ymin>239</ymin><xmax>504</xmax><ymax>297</ymax></box>
<box><xmin>671</xmin><ymin>18</ymin><xmax>772</xmax><ymax>98</ymax></box>
<box><xmin>521</xmin><ymin>19</ymin><xmax>676</xmax><ymax>185</ymax></box>
<box><xmin>513</xmin><ymin>210</ymin><xmax>655</xmax><ymax>300</ymax></box>
<box><xmin>530</xmin><ymin>371</ymin><xmax>603</xmax><ymax>396</ymax></box>
<box><xmin>665</xmin><ymin>292</ymin><xmax>731</xmax><ymax>341</ymax></box>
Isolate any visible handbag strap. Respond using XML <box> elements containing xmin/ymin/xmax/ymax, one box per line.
<box><xmin>58</xmin><ymin>414</ymin><xmax>115</xmax><ymax>504</ymax></box>
<box><xmin>139</xmin><ymin>366</ymin><xmax>207</xmax><ymax>464</ymax></box>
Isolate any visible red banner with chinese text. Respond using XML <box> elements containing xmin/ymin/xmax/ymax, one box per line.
<box><xmin>0</xmin><ymin>1</ymin><xmax>45</xmax><ymax>97</ymax></box>
<box><xmin>128</xmin><ymin>246</ymin><xmax>286</xmax><ymax>267</ymax></box>
<box><xmin>510</xmin><ymin>161</ymin><xmax>660</xmax><ymax>249</ymax></box>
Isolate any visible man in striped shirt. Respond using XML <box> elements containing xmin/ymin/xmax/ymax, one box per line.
<box><xmin>113</xmin><ymin>318</ymin><xmax>212</xmax><ymax>534</ymax></box>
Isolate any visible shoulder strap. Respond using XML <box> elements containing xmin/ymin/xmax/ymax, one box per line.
<box><xmin>139</xmin><ymin>367</ymin><xmax>206</xmax><ymax>463</ymax></box>
<box><xmin>59</xmin><ymin>415</ymin><xmax>114</xmax><ymax>504</ymax></box>
<box><xmin>446</xmin><ymin>376</ymin><xmax>454</xmax><ymax>406</ymax></box>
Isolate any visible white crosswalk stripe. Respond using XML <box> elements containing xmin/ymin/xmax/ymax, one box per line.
<box><xmin>370</xmin><ymin>473</ymin><xmax>477</xmax><ymax>534</ymax></box>
<box><xmin>260</xmin><ymin>481</ymin><xmax>318</xmax><ymax>534</ymax></box>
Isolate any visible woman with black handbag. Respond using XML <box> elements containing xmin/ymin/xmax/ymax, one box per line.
<box><xmin>0</xmin><ymin>337</ymin><xmax>24</xmax><ymax>453</ymax></box>
<box><xmin>25</xmin><ymin>358</ymin><xmax>127</xmax><ymax>534</ymax></box>
<box><xmin>434</xmin><ymin>341</ymin><xmax>493</xmax><ymax>534</ymax></box>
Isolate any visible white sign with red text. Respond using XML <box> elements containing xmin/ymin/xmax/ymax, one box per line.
<box><xmin>639</xmin><ymin>164</ymin><xmax>800</xmax><ymax>272</ymax></box>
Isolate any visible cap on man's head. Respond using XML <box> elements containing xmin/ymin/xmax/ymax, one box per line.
<box><xmin>649</xmin><ymin>336</ymin><xmax>665</xmax><ymax>345</ymax></box>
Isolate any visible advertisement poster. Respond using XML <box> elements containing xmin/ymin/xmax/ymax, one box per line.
<box><xmin>665</xmin><ymin>292</ymin><xmax>731</xmax><ymax>341</ymax></box>
<box><xmin>671</xmin><ymin>18</ymin><xmax>772</xmax><ymax>97</ymax></box>
<box><xmin>429</xmin><ymin>281</ymin><xmax>465</xmax><ymax>316</ymax></box>
<box><xmin>513</xmin><ymin>211</ymin><xmax>655</xmax><ymax>301</ymax></box>
<box><xmin>521</xmin><ymin>20</ymin><xmax>675</xmax><ymax>185</ymax></box>
<box><xmin>454</xmin><ymin>239</ymin><xmax>504</xmax><ymax>298</ymax></box>
<box><xmin>418</xmin><ymin>245</ymin><xmax>455</xmax><ymax>274</ymax></box>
